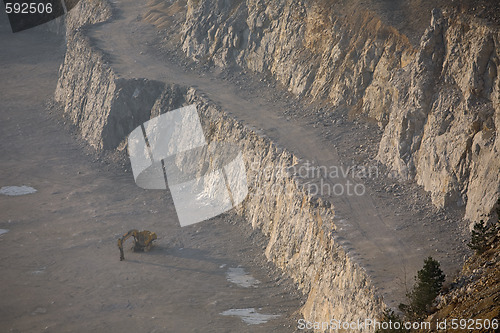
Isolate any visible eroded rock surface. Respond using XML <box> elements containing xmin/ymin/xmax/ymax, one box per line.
<box><xmin>55</xmin><ymin>0</ymin><xmax>384</xmax><ymax>327</ymax></box>
<box><xmin>53</xmin><ymin>0</ymin><xmax>500</xmax><ymax>330</ymax></box>
<box><xmin>178</xmin><ymin>0</ymin><xmax>500</xmax><ymax>225</ymax></box>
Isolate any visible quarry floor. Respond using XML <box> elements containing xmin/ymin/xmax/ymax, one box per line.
<box><xmin>0</xmin><ymin>30</ymin><xmax>305</xmax><ymax>333</ymax></box>
<box><xmin>86</xmin><ymin>0</ymin><xmax>470</xmax><ymax>307</ymax></box>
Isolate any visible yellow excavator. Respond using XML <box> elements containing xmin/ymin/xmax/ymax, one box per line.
<box><xmin>117</xmin><ymin>229</ymin><xmax>157</xmax><ymax>261</ymax></box>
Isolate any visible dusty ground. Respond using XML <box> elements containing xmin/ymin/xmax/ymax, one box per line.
<box><xmin>0</xmin><ymin>28</ymin><xmax>306</xmax><ymax>333</ymax></box>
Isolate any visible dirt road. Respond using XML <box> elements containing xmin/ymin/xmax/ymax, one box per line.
<box><xmin>0</xmin><ymin>28</ymin><xmax>304</xmax><ymax>333</ymax></box>
<box><xmin>85</xmin><ymin>0</ymin><xmax>468</xmax><ymax>307</ymax></box>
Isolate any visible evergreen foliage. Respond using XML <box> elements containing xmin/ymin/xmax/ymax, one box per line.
<box><xmin>399</xmin><ymin>257</ymin><xmax>445</xmax><ymax>321</ymax></box>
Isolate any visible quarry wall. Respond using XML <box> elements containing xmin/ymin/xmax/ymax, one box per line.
<box><xmin>180</xmin><ymin>0</ymin><xmax>500</xmax><ymax>225</ymax></box>
<box><xmin>53</xmin><ymin>0</ymin><xmax>500</xmax><ymax>330</ymax></box>
<box><xmin>54</xmin><ymin>0</ymin><xmax>385</xmax><ymax>329</ymax></box>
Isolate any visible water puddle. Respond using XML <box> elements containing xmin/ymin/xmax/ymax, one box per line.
<box><xmin>0</xmin><ymin>229</ymin><xmax>9</xmax><ymax>236</ymax></box>
<box><xmin>221</xmin><ymin>308</ymin><xmax>280</xmax><ymax>325</ymax></box>
<box><xmin>31</xmin><ymin>266</ymin><xmax>46</xmax><ymax>275</ymax></box>
<box><xmin>0</xmin><ymin>185</ymin><xmax>37</xmax><ymax>196</ymax></box>
<box><xmin>31</xmin><ymin>307</ymin><xmax>47</xmax><ymax>315</ymax></box>
<box><xmin>226</xmin><ymin>267</ymin><xmax>260</xmax><ymax>288</ymax></box>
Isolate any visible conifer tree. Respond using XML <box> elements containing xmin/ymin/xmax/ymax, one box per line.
<box><xmin>399</xmin><ymin>257</ymin><xmax>445</xmax><ymax>320</ymax></box>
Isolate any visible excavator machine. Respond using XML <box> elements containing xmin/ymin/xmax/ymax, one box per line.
<box><xmin>117</xmin><ymin>229</ymin><xmax>157</xmax><ymax>261</ymax></box>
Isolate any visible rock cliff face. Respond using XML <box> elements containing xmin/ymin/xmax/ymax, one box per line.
<box><xmin>179</xmin><ymin>0</ymin><xmax>500</xmax><ymax>225</ymax></box>
<box><xmin>53</xmin><ymin>0</ymin><xmax>500</xmax><ymax>329</ymax></box>
<box><xmin>55</xmin><ymin>0</ymin><xmax>164</xmax><ymax>151</ymax></box>
<box><xmin>377</xmin><ymin>10</ymin><xmax>500</xmax><ymax>225</ymax></box>
<box><xmin>157</xmin><ymin>87</ymin><xmax>384</xmax><ymax>324</ymax></box>
<box><xmin>55</xmin><ymin>0</ymin><xmax>384</xmax><ymax>328</ymax></box>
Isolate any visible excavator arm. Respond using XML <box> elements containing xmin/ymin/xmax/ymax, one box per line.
<box><xmin>118</xmin><ymin>229</ymin><xmax>139</xmax><ymax>261</ymax></box>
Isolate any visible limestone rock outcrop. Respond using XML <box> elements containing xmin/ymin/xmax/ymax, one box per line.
<box><xmin>55</xmin><ymin>1</ymin><xmax>164</xmax><ymax>151</ymax></box>
<box><xmin>377</xmin><ymin>10</ymin><xmax>500</xmax><ymax>225</ymax></box>
<box><xmin>179</xmin><ymin>0</ymin><xmax>500</xmax><ymax>224</ymax></box>
<box><xmin>54</xmin><ymin>0</ymin><xmax>385</xmax><ymax>328</ymax></box>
